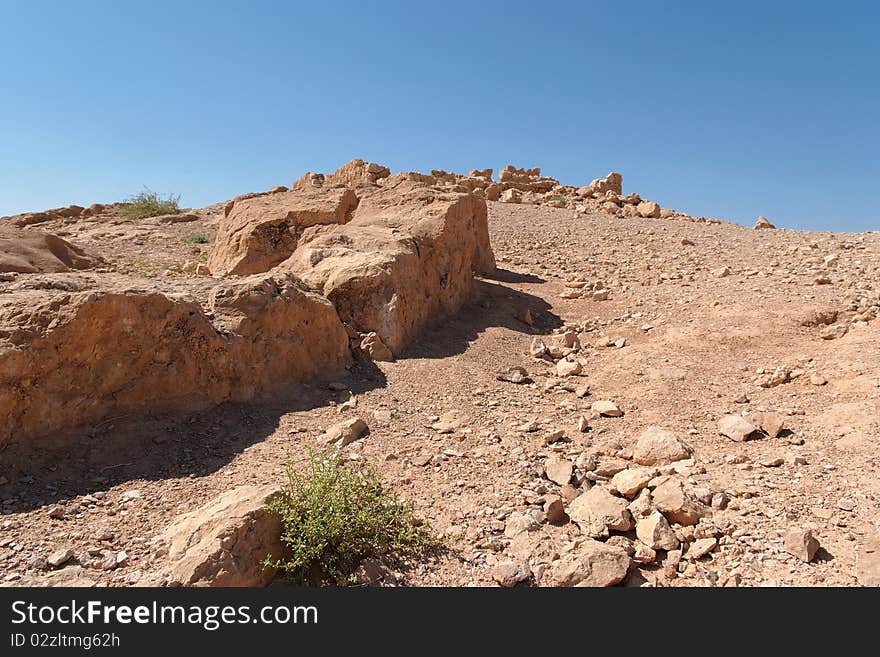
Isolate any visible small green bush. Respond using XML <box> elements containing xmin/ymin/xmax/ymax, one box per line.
<box><xmin>184</xmin><ymin>233</ymin><xmax>209</xmax><ymax>244</ymax></box>
<box><xmin>119</xmin><ymin>187</ymin><xmax>181</xmax><ymax>219</ymax></box>
<box><xmin>549</xmin><ymin>194</ymin><xmax>568</xmax><ymax>206</ymax></box>
<box><xmin>265</xmin><ymin>451</ymin><xmax>442</xmax><ymax>585</ymax></box>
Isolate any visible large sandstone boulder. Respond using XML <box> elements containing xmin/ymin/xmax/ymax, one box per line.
<box><xmin>207</xmin><ymin>187</ymin><xmax>359</xmax><ymax>276</ymax></box>
<box><xmin>0</xmin><ymin>228</ymin><xmax>102</xmax><ymax>273</ymax></box>
<box><xmin>283</xmin><ymin>180</ymin><xmax>495</xmax><ymax>356</ymax></box>
<box><xmin>161</xmin><ymin>485</ymin><xmax>286</xmax><ymax>586</ymax></box>
<box><xmin>0</xmin><ymin>272</ymin><xmax>350</xmax><ymax>446</ymax></box>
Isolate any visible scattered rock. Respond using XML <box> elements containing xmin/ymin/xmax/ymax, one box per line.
<box><xmin>686</xmin><ymin>537</ymin><xmax>718</xmax><ymax>560</ymax></box>
<box><xmin>497</xmin><ymin>366</ymin><xmax>530</xmax><ymax>384</ymax></box>
<box><xmin>568</xmin><ymin>486</ymin><xmax>634</xmax><ymax>538</ymax></box>
<box><xmin>161</xmin><ymin>485</ymin><xmax>286</xmax><ymax>586</ymax></box>
<box><xmin>319</xmin><ymin>417</ymin><xmax>369</xmax><ymax>448</ymax></box>
<box><xmin>491</xmin><ymin>561</ymin><xmax>531</xmax><ymax>587</ymax></box>
<box><xmin>610</xmin><ymin>468</ymin><xmax>654</xmax><ymax>497</ymax></box>
<box><xmin>754</xmin><ymin>216</ymin><xmax>775</xmax><ymax>229</ymax></box>
<box><xmin>360</xmin><ymin>332</ymin><xmax>394</xmax><ymax>361</ymax></box>
<box><xmin>543</xmin><ymin>496</ymin><xmax>568</xmax><ymax>524</ymax></box>
<box><xmin>544</xmin><ymin>457</ymin><xmax>573</xmax><ymax>486</ymax></box>
<box><xmin>718</xmin><ymin>415</ymin><xmax>760</xmax><ymax>442</ymax></box>
<box><xmin>783</xmin><ymin>528</ymin><xmax>820</xmax><ymax>563</ymax></box>
<box><xmin>591</xmin><ymin>400</ymin><xmax>622</xmax><ymax>417</ymax></box>
<box><xmin>754</xmin><ymin>411</ymin><xmax>785</xmax><ymax>438</ymax></box>
<box><xmin>556</xmin><ymin>358</ymin><xmax>582</xmax><ymax>377</ymax></box>
<box><xmin>637</xmin><ymin>201</ymin><xmax>661</xmax><ymax>218</ymax></box>
<box><xmin>549</xmin><ymin>539</ymin><xmax>631</xmax><ymax>587</ymax></box>
<box><xmin>636</xmin><ymin>511</ymin><xmax>679</xmax><ymax>551</ymax></box>
<box><xmin>633</xmin><ymin>426</ymin><xmax>691</xmax><ymax>465</ymax></box>
<box><xmin>47</xmin><ymin>548</ymin><xmax>73</xmax><ymax>568</ymax></box>
<box><xmin>651</xmin><ymin>479</ymin><xmax>707</xmax><ymax>526</ymax></box>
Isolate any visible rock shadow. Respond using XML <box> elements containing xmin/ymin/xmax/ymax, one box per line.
<box><xmin>0</xmin><ymin>276</ymin><xmax>559</xmax><ymax>509</ymax></box>
<box><xmin>0</xmin><ymin>360</ymin><xmax>387</xmax><ymax>513</ymax></box>
<box><xmin>484</xmin><ymin>267</ymin><xmax>546</xmax><ymax>284</ymax></box>
<box><xmin>401</xmin><ymin>278</ymin><xmax>563</xmax><ymax>360</ymax></box>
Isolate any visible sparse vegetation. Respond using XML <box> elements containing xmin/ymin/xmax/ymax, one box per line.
<box><xmin>119</xmin><ymin>187</ymin><xmax>181</xmax><ymax>219</ymax></box>
<box><xmin>549</xmin><ymin>194</ymin><xmax>568</xmax><ymax>206</ymax></box>
<box><xmin>265</xmin><ymin>450</ymin><xmax>442</xmax><ymax>585</ymax></box>
<box><xmin>184</xmin><ymin>233</ymin><xmax>209</xmax><ymax>245</ymax></box>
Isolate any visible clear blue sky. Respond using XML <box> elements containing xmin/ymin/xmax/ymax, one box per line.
<box><xmin>1</xmin><ymin>1</ymin><xmax>877</xmax><ymax>230</ymax></box>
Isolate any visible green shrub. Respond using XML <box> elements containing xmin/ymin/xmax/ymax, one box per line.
<box><xmin>549</xmin><ymin>194</ymin><xmax>568</xmax><ymax>206</ymax></box>
<box><xmin>265</xmin><ymin>451</ymin><xmax>442</xmax><ymax>585</ymax></box>
<box><xmin>119</xmin><ymin>187</ymin><xmax>181</xmax><ymax>219</ymax></box>
<box><xmin>184</xmin><ymin>233</ymin><xmax>209</xmax><ymax>244</ymax></box>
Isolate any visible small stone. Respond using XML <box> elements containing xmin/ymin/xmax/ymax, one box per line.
<box><xmin>497</xmin><ymin>366</ymin><xmax>530</xmax><ymax>384</ymax></box>
<box><xmin>556</xmin><ymin>358</ymin><xmax>582</xmax><ymax>377</ymax></box>
<box><xmin>577</xmin><ymin>416</ymin><xmax>590</xmax><ymax>432</ymax></box>
<box><xmin>411</xmin><ymin>453</ymin><xmax>432</xmax><ymax>467</ymax></box>
<box><xmin>320</xmin><ymin>417</ymin><xmax>369</xmax><ymax>448</ymax></box>
<box><xmin>48</xmin><ymin>506</ymin><xmax>65</xmax><ymax>519</ymax></box>
<box><xmin>543</xmin><ymin>429</ymin><xmax>566</xmax><ymax>444</ymax></box>
<box><xmin>504</xmin><ymin>511</ymin><xmax>543</xmax><ymax>537</ymax></box>
<box><xmin>633</xmin><ymin>426</ymin><xmax>691</xmax><ymax>465</ymax></box>
<box><xmin>718</xmin><ymin>415</ymin><xmax>760</xmax><ymax>442</ymax></box>
<box><xmin>610</xmin><ymin>468</ymin><xmax>654</xmax><ymax>497</ymax></box>
<box><xmin>594</xmin><ymin>458</ymin><xmax>630</xmax><ymax>477</ymax></box>
<box><xmin>568</xmin><ymin>486</ymin><xmax>634</xmax><ymax>538</ymax></box>
<box><xmin>633</xmin><ymin>543</ymin><xmax>658</xmax><ymax>564</ymax></box>
<box><xmin>543</xmin><ymin>496</ymin><xmax>568</xmax><ymax>524</ymax></box>
<box><xmin>544</xmin><ymin>457</ymin><xmax>574</xmax><ymax>486</ymax></box>
<box><xmin>819</xmin><ymin>323</ymin><xmax>847</xmax><ymax>340</ymax></box>
<box><xmin>591</xmin><ymin>400</ymin><xmax>622</xmax><ymax>417</ymax></box>
<box><xmin>754</xmin><ymin>411</ymin><xmax>785</xmax><ymax>438</ymax></box>
<box><xmin>529</xmin><ymin>338</ymin><xmax>547</xmax><ymax>357</ymax></box>
<box><xmin>651</xmin><ymin>479</ymin><xmax>707</xmax><ymax>526</ymax></box>
<box><xmin>687</xmin><ymin>537</ymin><xmax>718</xmax><ymax>559</ymax></box>
<box><xmin>810</xmin><ymin>374</ymin><xmax>827</xmax><ymax>386</ymax></box>
<box><xmin>549</xmin><ymin>539</ymin><xmax>631</xmax><ymax>587</ymax></box>
<box><xmin>491</xmin><ymin>561</ymin><xmax>531</xmax><ymax>587</ymax></box>
<box><xmin>628</xmin><ymin>489</ymin><xmax>654</xmax><ymax>519</ymax></box>
<box><xmin>636</xmin><ymin>511</ymin><xmax>679</xmax><ymax>551</ymax></box>
<box><xmin>47</xmin><ymin>548</ymin><xmax>74</xmax><ymax>568</ymax></box>
<box><xmin>360</xmin><ymin>332</ymin><xmax>394</xmax><ymax>361</ymax></box>
<box><xmin>431</xmin><ymin>421</ymin><xmax>456</xmax><ymax>434</ymax></box>
<box><xmin>783</xmin><ymin>528</ymin><xmax>820</xmax><ymax>563</ymax></box>
<box><xmin>855</xmin><ymin>537</ymin><xmax>880</xmax><ymax>586</ymax></box>
<box><xmin>560</xmin><ymin>484</ymin><xmax>580</xmax><ymax>503</ymax></box>
<box><xmin>761</xmin><ymin>457</ymin><xmax>784</xmax><ymax>467</ymax></box>
<box><xmin>837</xmin><ymin>498</ymin><xmax>856</xmax><ymax>512</ymax></box>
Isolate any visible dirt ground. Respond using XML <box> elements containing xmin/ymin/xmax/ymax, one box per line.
<box><xmin>2</xmin><ymin>201</ymin><xmax>879</xmax><ymax>587</ymax></box>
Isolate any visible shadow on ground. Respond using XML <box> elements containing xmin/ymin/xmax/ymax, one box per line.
<box><xmin>402</xmin><ymin>276</ymin><xmax>562</xmax><ymax>360</ymax></box>
<box><xmin>0</xmin><ymin>270</ymin><xmax>558</xmax><ymax>510</ymax></box>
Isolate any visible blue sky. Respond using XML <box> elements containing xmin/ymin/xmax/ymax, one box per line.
<box><xmin>1</xmin><ymin>1</ymin><xmax>877</xmax><ymax>230</ymax></box>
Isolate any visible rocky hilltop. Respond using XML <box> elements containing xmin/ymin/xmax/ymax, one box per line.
<box><xmin>0</xmin><ymin>159</ymin><xmax>878</xmax><ymax>588</ymax></box>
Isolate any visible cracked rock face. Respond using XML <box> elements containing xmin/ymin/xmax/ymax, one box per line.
<box><xmin>0</xmin><ymin>272</ymin><xmax>351</xmax><ymax>447</ymax></box>
<box><xmin>284</xmin><ymin>180</ymin><xmax>495</xmax><ymax>355</ymax></box>
<box><xmin>207</xmin><ymin>187</ymin><xmax>360</xmax><ymax>276</ymax></box>
<box><xmin>0</xmin><ymin>168</ymin><xmax>495</xmax><ymax>449</ymax></box>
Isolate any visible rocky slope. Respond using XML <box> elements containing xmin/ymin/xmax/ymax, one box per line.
<box><xmin>0</xmin><ymin>161</ymin><xmax>878</xmax><ymax>587</ymax></box>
